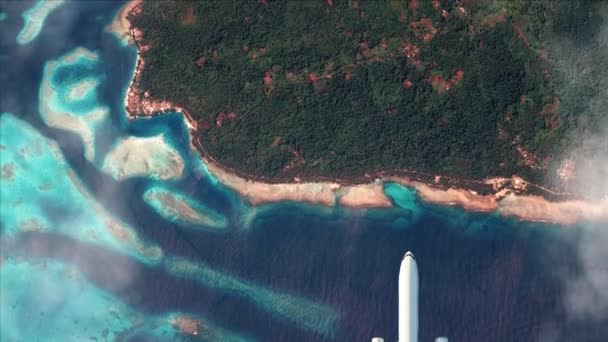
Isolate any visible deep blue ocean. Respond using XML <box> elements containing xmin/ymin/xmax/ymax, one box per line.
<box><xmin>1</xmin><ymin>1</ymin><xmax>607</xmax><ymax>341</ymax></box>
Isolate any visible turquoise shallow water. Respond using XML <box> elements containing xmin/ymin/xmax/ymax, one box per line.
<box><xmin>1</xmin><ymin>1</ymin><xmax>607</xmax><ymax>341</ymax></box>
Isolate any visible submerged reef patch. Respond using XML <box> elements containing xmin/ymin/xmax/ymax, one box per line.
<box><xmin>0</xmin><ymin>256</ymin><xmax>250</xmax><ymax>341</ymax></box>
<box><xmin>0</xmin><ymin>256</ymin><xmax>139</xmax><ymax>341</ymax></box>
<box><xmin>146</xmin><ymin>312</ymin><xmax>254</xmax><ymax>342</ymax></box>
<box><xmin>0</xmin><ymin>113</ymin><xmax>161</xmax><ymax>264</ymax></box>
<box><xmin>39</xmin><ymin>47</ymin><xmax>109</xmax><ymax>161</ymax></box>
<box><xmin>165</xmin><ymin>257</ymin><xmax>338</xmax><ymax>337</ymax></box>
<box><xmin>64</xmin><ymin>77</ymin><xmax>101</xmax><ymax>102</ymax></box>
<box><xmin>102</xmin><ymin>134</ymin><xmax>184</xmax><ymax>181</ymax></box>
<box><xmin>143</xmin><ymin>185</ymin><xmax>228</xmax><ymax>230</ymax></box>
<box><xmin>16</xmin><ymin>0</ymin><xmax>65</xmax><ymax>44</ymax></box>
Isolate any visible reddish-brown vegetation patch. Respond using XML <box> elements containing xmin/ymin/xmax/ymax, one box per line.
<box><xmin>456</xmin><ymin>5</ymin><xmax>467</xmax><ymax>18</ymax></box>
<box><xmin>401</xmin><ymin>41</ymin><xmax>421</xmax><ymax>66</ymax></box>
<box><xmin>557</xmin><ymin>158</ymin><xmax>575</xmax><ymax>185</ymax></box>
<box><xmin>308</xmin><ymin>72</ymin><xmax>319</xmax><ymax>84</ymax></box>
<box><xmin>286</xmin><ymin>71</ymin><xmax>298</xmax><ymax>82</ymax></box>
<box><xmin>540</xmin><ymin>97</ymin><xmax>561</xmax><ymax>132</ymax></box>
<box><xmin>263</xmin><ymin>71</ymin><xmax>273</xmax><ymax>95</ymax></box>
<box><xmin>411</xmin><ymin>18</ymin><xmax>437</xmax><ymax>43</ymax></box>
<box><xmin>517</xmin><ymin>145</ymin><xmax>540</xmax><ymax>169</ymax></box>
<box><xmin>451</xmin><ymin>70</ymin><xmax>464</xmax><ymax>84</ymax></box>
<box><xmin>216</xmin><ymin>111</ymin><xmax>237</xmax><ymax>127</ymax></box>
<box><xmin>429</xmin><ymin>70</ymin><xmax>464</xmax><ymax>94</ymax></box>
<box><xmin>181</xmin><ymin>5</ymin><xmax>197</xmax><ymax>26</ymax></box>
<box><xmin>199</xmin><ymin>118</ymin><xmax>210</xmax><ymax>130</ymax></box>
<box><xmin>481</xmin><ymin>10</ymin><xmax>506</xmax><ymax>28</ymax></box>
<box><xmin>357</xmin><ymin>41</ymin><xmax>370</xmax><ymax>59</ymax></box>
<box><xmin>432</xmin><ymin>0</ymin><xmax>440</xmax><ymax>10</ymax></box>
<box><xmin>498</xmin><ymin>126</ymin><xmax>507</xmax><ymax>140</ymax></box>
<box><xmin>519</xmin><ymin>95</ymin><xmax>526</xmax><ymax>105</ymax></box>
<box><xmin>409</xmin><ymin>0</ymin><xmax>418</xmax><ymax>12</ymax></box>
<box><xmin>429</xmin><ymin>75</ymin><xmax>448</xmax><ymax>93</ymax></box>
<box><xmin>511</xmin><ymin>21</ymin><xmax>530</xmax><ymax>47</ymax></box>
<box><xmin>270</xmin><ymin>136</ymin><xmax>281</xmax><ymax>147</ymax></box>
<box><xmin>283</xmin><ymin>150</ymin><xmax>305</xmax><ymax>172</ymax></box>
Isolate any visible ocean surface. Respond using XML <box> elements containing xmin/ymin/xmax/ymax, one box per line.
<box><xmin>1</xmin><ymin>1</ymin><xmax>607</xmax><ymax>341</ymax></box>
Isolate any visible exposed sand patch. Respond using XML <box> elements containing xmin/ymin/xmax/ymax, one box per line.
<box><xmin>102</xmin><ymin>134</ymin><xmax>184</xmax><ymax>181</ymax></box>
<box><xmin>143</xmin><ymin>186</ymin><xmax>228</xmax><ymax>229</ymax></box>
<box><xmin>105</xmin><ymin>0</ymin><xmax>142</xmax><ymax>46</ymax></box>
<box><xmin>16</xmin><ymin>0</ymin><xmax>66</xmax><ymax>44</ymax></box>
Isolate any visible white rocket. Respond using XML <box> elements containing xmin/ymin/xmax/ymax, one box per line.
<box><xmin>399</xmin><ymin>251</ymin><xmax>419</xmax><ymax>342</ymax></box>
<box><xmin>371</xmin><ymin>251</ymin><xmax>448</xmax><ymax>342</ymax></box>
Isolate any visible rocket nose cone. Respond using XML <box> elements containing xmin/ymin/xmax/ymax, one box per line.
<box><xmin>404</xmin><ymin>251</ymin><xmax>415</xmax><ymax>260</ymax></box>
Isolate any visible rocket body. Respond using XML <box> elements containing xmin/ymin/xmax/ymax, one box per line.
<box><xmin>399</xmin><ymin>251</ymin><xmax>419</xmax><ymax>342</ymax></box>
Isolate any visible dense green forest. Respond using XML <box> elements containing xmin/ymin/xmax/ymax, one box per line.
<box><xmin>129</xmin><ymin>0</ymin><xmax>607</xmax><ymax>189</ymax></box>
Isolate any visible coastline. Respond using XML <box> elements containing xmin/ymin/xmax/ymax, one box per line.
<box><xmin>117</xmin><ymin>1</ymin><xmax>608</xmax><ymax>224</ymax></box>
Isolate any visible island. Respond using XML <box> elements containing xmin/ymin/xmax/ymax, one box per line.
<box><xmin>111</xmin><ymin>0</ymin><xmax>608</xmax><ymax>224</ymax></box>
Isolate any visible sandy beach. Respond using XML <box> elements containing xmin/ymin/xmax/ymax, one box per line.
<box><xmin>204</xmin><ymin>157</ymin><xmax>338</xmax><ymax>206</ymax></box>
<box><xmin>497</xmin><ymin>195</ymin><xmax>608</xmax><ymax>224</ymax></box>
<box><xmin>105</xmin><ymin>0</ymin><xmax>141</xmax><ymax>46</ymax></box>
<box><xmin>121</xmin><ymin>4</ymin><xmax>608</xmax><ymax>225</ymax></box>
<box><xmin>336</xmin><ymin>182</ymin><xmax>394</xmax><ymax>208</ymax></box>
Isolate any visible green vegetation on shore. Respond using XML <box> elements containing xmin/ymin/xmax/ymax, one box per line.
<box><xmin>129</xmin><ymin>0</ymin><xmax>606</xmax><ymax>191</ymax></box>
